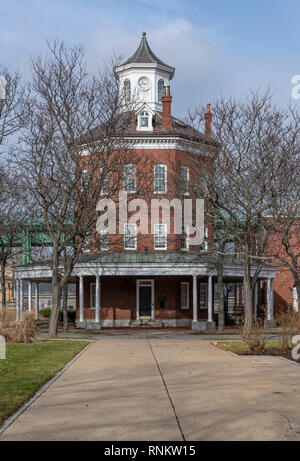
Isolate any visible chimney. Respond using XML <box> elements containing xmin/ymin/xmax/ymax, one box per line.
<box><xmin>205</xmin><ymin>103</ymin><xmax>212</xmax><ymax>137</ymax></box>
<box><xmin>162</xmin><ymin>85</ymin><xmax>172</xmax><ymax>130</ymax></box>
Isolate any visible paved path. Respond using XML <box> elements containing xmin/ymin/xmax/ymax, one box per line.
<box><xmin>1</xmin><ymin>337</ymin><xmax>300</xmax><ymax>441</ymax></box>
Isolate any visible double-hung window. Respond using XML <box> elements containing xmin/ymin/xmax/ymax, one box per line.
<box><xmin>200</xmin><ymin>283</ymin><xmax>208</xmax><ymax>309</ymax></box>
<box><xmin>154</xmin><ymin>223</ymin><xmax>167</xmax><ymax>250</ymax></box>
<box><xmin>124</xmin><ymin>163</ymin><xmax>136</xmax><ymax>193</ymax></box>
<box><xmin>180</xmin><ymin>165</ymin><xmax>189</xmax><ymax>196</ymax></box>
<box><xmin>124</xmin><ymin>80</ymin><xmax>131</xmax><ymax>102</ymax></box>
<box><xmin>180</xmin><ymin>282</ymin><xmax>189</xmax><ymax>310</ymax></box>
<box><xmin>100</xmin><ymin>229</ymin><xmax>109</xmax><ymax>251</ymax></box>
<box><xmin>181</xmin><ymin>225</ymin><xmax>189</xmax><ymax>251</ymax></box>
<box><xmin>100</xmin><ymin>168</ymin><xmax>110</xmax><ymax>195</ymax></box>
<box><xmin>90</xmin><ymin>283</ymin><xmax>96</xmax><ymax>309</ymax></box>
<box><xmin>154</xmin><ymin>164</ymin><xmax>167</xmax><ymax>193</ymax></box>
<box><xmin>124</xmin><ymin>223</ymin><xmax>137</xmax><ymax>250</ymax></box>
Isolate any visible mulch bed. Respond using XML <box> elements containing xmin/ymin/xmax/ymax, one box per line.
<box><xmin>240</xmin><ymin>347</ymin><xmax>300</xmax><ymax>363</ymax></box>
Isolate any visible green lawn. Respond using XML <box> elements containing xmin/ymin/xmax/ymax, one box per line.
<box><xmin>0</xmin><ymin>340</ymin><xmax>89</xmax><ymax>426</ymax></box>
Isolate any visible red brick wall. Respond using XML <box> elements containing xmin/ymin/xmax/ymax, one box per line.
<box><xmin>76</xmin><ymin>276</ymin><xmax>209</xmax><ymax>322</ymax></box>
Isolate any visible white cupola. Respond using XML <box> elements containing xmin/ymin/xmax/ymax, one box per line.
<box><xmin>115</xmin><ymin>32</ymin><xmax>175</xmax><ymax>113</ymax></box>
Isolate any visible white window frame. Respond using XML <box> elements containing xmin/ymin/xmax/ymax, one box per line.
<box><xmin>200</xmin><ymin>283</ymin><xmax>208</xmax><ymax>310</ymax></box>
<box><xmin>82</xmin><ymin>236</ymin><xmax>90</xmax><ymax>253</ymax></box>
<box><xmin>100</xmin><ymin>168</ymin><xmax>110</xmax><ymax>196</ymax></box>
<box><xmin>154</xmin><ymin>223</ymin><xmax>167</xmax><ymax>250</ymax></box>
<box><xmin>180</xmin><ymin>165</ymin><xmax>190</xmax><ymax>196</ymax></box>
<box><xmin>200</xmin><ymin>227</ymin><xmax>208</xmax><ymax>251</ymax></box>
<box><xmin>81</xmin><ymin>169</ymin><xmax>89</xmax><ymax>192</ymax></box>
<box><xmin>100</xmin><ymin>229</ymin><xmax>109</xmax><ymax>251</ymax></box>
<box><xmin>158</xmin><ymin>79</ymin><xmax>164</xmax><ymax>102</ymax></box>
<box><xmin>180</xmin><ymin>282</ymin><xmax>189</xmax><ymax>310</ymax></box>
<box><xmin>123</xmin><ymin>163</ymin><xmax>136</xmax><ymax>193</ymax></box>
<box><xmin>181</xmin><ymin>225</ymin><xmax>189</xmax><ymax>251</ymax></box>
<box><xmin>124</xmin><ymin>79</ymin><xmax>131</xmax><ymax>102</ymax></box>
<box><xmin>124</xmin><ymin>223</ymin><xmax>137</xmax><ymax>250</ymax></box>
<box><xmin>154</xmin><ymin>164</ymin><xmax>167</xmax><ymax>194</ymax></box>
<box><xmin>90</xmin><ymin>283</ymin><xmax>96</xmax><ymax>310</ymax></box>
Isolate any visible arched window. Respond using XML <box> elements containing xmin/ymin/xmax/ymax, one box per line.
<box><xmin>124</xmin><ymin>79</ymin><xmax>131</xmax><ymax>102</ymax></box>
<box><xmin>140</xmin><ymin>111</ymin><xmax>149</xmax><ymax>128</ymax></box>
<box><xmin>158</xmin><ymin>79</ymin><xmax>164</xmax><ymax>101</ymax></box>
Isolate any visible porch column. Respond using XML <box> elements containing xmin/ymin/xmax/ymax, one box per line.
<box><xmin>20</xmin><ymin>280</ymin><xmax>24</xmax><ymax>321</ymax></box>
<box><xmin>34</xmin><ymin>282</ymin><xmax>39</xmax><ymax>320</ymax></box>
<box><xmin>192</xmin><ymin>275</ymin><xmax>198</xmax><ymax>323</ymax></box>
<box><xmin>208</xmin><ymin>276</ymin><xmax>213</xmax><ymax>323</ymax></box>
<box><xmin>254</xmin><ymin>282</ymin><xmax>258</xmax><ymax>320</ymax></box>
<box><xmin>28</xmin><ymin>281</ymin><xmax>32</xmax><ymax>312</ymax></box>
<box><xmin>95</xmin><ymin>275</ymin><xmax>101</xmax><ymax>323</ymax></box>
<box><xmin>267</xmin><ymin>277</ymin><xmax>274</xmax><ymax>324</ymax></box>
<box><xmin>15</xmin><ymin>279</ymin><xmax>20</xmax><ymax>321</ymax></box>
<box><xmin>79</xmin><ymin>276</ymin><xmax>84</xmax><ymax>323</ymax></box>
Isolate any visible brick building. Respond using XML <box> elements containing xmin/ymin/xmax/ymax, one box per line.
<box><xmin>13</xmin><ymin>33</ymin><xmax>278</xmax><ymax>329</ymax></box>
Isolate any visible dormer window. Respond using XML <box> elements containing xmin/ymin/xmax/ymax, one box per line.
<box><xmin>124</xmin><ymin>79</ymin><xmax>131</xmax><ymax>102</ymax></box>
<box><xmin>140</xmin><ymin>111</ymin><xmax>149</xmax><ymax>128</ymax></box>
<box><xmin>158</xmin><ymin>79</ymin><xmax>164</xmax><ymax>101</ymax></box>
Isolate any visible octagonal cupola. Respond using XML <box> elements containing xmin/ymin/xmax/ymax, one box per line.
<box><xmin>115</xmin><ymin>32</ymin><xmax>175</xmax><ymax>113</ymax></box>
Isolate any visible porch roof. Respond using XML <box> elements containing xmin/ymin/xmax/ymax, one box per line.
<box><xmin>13</xmin><ymin>252</ymin><xmax>277</xmax><ymax>280</ymax></box>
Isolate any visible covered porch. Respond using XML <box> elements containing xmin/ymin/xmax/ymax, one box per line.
<box><xmin>13</xmin><ymin>253</ymin><xmax>277</xmax><ymax>330</ymax></box>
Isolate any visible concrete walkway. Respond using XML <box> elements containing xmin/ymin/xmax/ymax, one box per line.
<box><xmin>1</xmin><ymin>336</ymin><xmax>300</xmax><ymax>441</ymax></box>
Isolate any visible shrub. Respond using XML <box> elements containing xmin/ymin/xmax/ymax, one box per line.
<box><xmin>40</xmin><ymin>308</ymin><xmax>51</xmax><ymax>319</ymax></box>
<box><xmin>244</xmin><ymin>318</ymin><xmax>267</xmax><ymax>353</ymax></box>
<box><xmin>13</xmin><ymin>311</ymin><xmax>37</xmax><ymax>343</ymax></box>
<box><xmin>276</xmin><ymin>307</ymin><xmax>300</xmax><ymax>351</ymax></box>
<box><xmin>40</xmin><ymin>308</ymin><xmax>76</xmax><ymax>323</ymax></box>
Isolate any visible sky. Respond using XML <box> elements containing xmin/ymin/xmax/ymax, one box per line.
<box><xmin>1</xmin><ymin>0</ymin><xmax>300</xmax><ymax>118</ymax></box>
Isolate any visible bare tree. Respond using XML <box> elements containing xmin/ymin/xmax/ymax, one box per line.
<box><xmin>19</xmin><ymin>40</ymin><xmax>147</xmax><ymax>336</ymax></box>
<box><xmin>189</xmin><ymin>90</ymin><xmax>300</xmax><ymax>336</ymax></box>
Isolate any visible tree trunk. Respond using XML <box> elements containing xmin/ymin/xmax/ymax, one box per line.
<box><xmin>0</xmin><ymin>263</ymin><xmax>6</xmax><ymax>322</ymax></box>
<box><xmin>49</xmin><ymin>281</ymin><xmax>62</xmax><ymax>337</ymax></box>
<box><xmin>62</xmin><ymin>284</ymin><xmax>68</xmax><ymax>332</ymax></box>
<box><xmin>243</xmin><ymin>257</ymin><xmax>253</xmax><ymax>338</ymax></box>
<box><xmin>217</xmin><ymin>256</ymin><xmax>225</xmax><ymax>332</ymax></box>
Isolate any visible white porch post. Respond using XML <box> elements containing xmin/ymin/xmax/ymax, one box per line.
<box><xmin>267</xmin><ymin>277</ymin><xmax>274</xmax><ymax>323</ymax></box>
<box><xmin>15</xmin><ymin>279</ymin><xmax>20</xmax><ymax>321</ymax></box>
<box><xmin>20</xmin><ymin>279</ymin><xmax>24</xmax><ymax>320</ymax></box>
<box><xmin>79</xmin><ymin>276</ymin><xmax>84</xmax><ymax>323</ymax></box>
<box><xmin>95</xmin><ymin>275</ymin><xmax>100</xmax><ymax>323</ymax></box>
<box><xmin>28</xmin><ymin>281</ymin><xmax>32</xmax><ymax>312</ymax></box>
<box><xmin>192</xmin><ymin>275</ymin><xmax>198</xmax><ymax>323</ymax></box>
<box><xmin>254</xmin><ymin>282</ymin><xmax>258</xmax><ymax>320</ymax></box>
<box><xmin>34</xmin><ymin>282</ymin><xmax>39</xmax><ymax>320</ymax></box>
<box><xmin>208</xmin><ymin>276</ymin><xmax>213</xmax><ymax>323</ymax></box>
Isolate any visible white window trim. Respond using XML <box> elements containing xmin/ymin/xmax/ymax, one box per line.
<box><xmin>136</xmin><ymin>279</ymin><xmax>155</xmax><ymax>321</ymax></box>
<box><xmin>181</xmin><ymin>225</ymin><xmax>189</xmax><ymax>251</ymax></box>
<box><xmin>200</xmin><ymin>282</ymin><xmax>208</xmax><ymax>310</ymax></box>
<box><xmin>137</xmin><ymin>111</ymin><xmax>153</xmax><ymax>132</ymax></box>
<box><xmin>180</xmin><ymin>282</ymin><xmax>189</xmax><ymax>310</ymax></box>
<box><xmin>124</xmin><ymin>223</ymin><xmax>137</xmax><ymax>250</ymax></box>
<box><xmin>100</xmin><ymin>167</ymin><xmax>110</xmax><ymax>196</ymax></box>
<box><xmin>100</xmin><ymin>229</ymin><xmax>109</xmax><ymax>251</ymax></box>
<box><xmin>90</xmin><ymin>282</ymin><xmax>96</xmax><ymax>310</ymax></box>
<box><xmin>154</xmin><ymin>223</ymin><xmax>167</xmax><ymax>250</ymax></box>
<box><xmin>154</xmin><ymin>164</ymin><xmax>167</xmax><ymax>194</ymax></box>
<box><xmin>123</xmin><ymin>163</ymin><xmax>136</xmax><ymax>194</ymax></box>
<box><xmin>157</xmin><ymin>79</ymin><xmax>164</xmax><ymax>102</ymax></box>
<box><xmin>180</xmin><ymin>165</ymin><xmax>190</xmax><ymax>196</ymax></box>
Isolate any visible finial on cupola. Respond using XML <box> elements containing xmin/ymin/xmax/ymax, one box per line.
<box><xmin>142</xmin><ymin>32</ymin><xmax>146</xmax><ymax>37</ymax></box>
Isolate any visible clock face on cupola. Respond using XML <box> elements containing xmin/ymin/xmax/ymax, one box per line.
<box><xmin>115</xmin><ymin>32</ymin><xmax>175</xmax><ymax>117</ymax></box>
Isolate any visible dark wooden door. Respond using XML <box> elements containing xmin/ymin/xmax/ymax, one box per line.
<box><xmin>139</xmin><ymin>286</ymin><xmax>152</xmax><ymax>317</ymax></box>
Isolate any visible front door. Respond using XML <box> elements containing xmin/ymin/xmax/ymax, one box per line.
<box><xmin>139</xmin><ymin>286</ymin><xmax>152</xmax><ymax>317</ymax></box>
<box><xmin>137</xmin><ymin>280</ymin><xmax>154</xmax><ymax>319</ymax></box>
